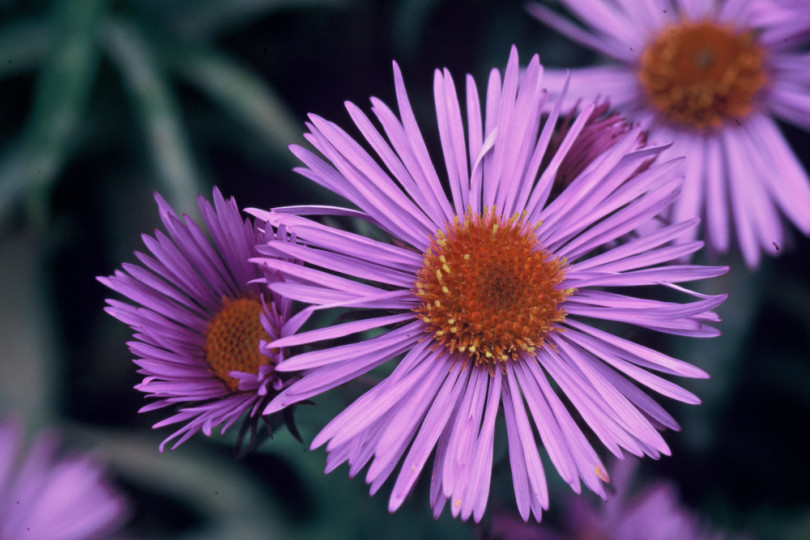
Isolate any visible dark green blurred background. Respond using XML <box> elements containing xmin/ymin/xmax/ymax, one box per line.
<box><xmin>1</xmin><ymin>0</ymin><xmax>808</xmax><ymax>538</ymax></box>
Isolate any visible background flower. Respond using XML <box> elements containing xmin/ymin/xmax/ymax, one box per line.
<box><xmin>488</xmin><ymin>458</ymin><xmax>741</xmax><ymax>540</ymax></box>
<box><xmin>529</xmin><ymin>0</ymin><xmax>810</xmax><ymax>267</ymax></box>
<box><xmin>251</xmin><ymin>47</ymin><xmax>726</xmax><ymax>522</ymax></box>
<box><xmin>0</xmin><ymin>418</ymin><xmax>129</xmax><ymax>540</ymax></box>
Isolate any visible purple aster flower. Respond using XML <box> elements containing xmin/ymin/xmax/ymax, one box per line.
<box><xmin>488</xmin><ymin>459</ymin><xmax>740</xmax><ymax>540</ymax></box>
<box><xmin>750</xmin><ymin>0</ymin><xmax>810</xmax><ymax>46</ymax></box>
<box><xmin>250</xmin><ymin>47</ymin><xmax>726</xmax><ymax>522</ymax></box>
<box><xmin>528</xmin><ymin>0</ymin><xmax>810</xmax><ymax>267</ymax></box>
<box><xmin>0</xmin><ymin>418</ymin><xmax>129</xmax><ymax>540</ymax></box>
<box><xmin>100</xmin><ymin>188</ymin><xmax>303</xmax><ymax>452</ymax></box>
<box><xmin>546</xmin><ymin>99</ymin><xmax>648</xmax><ymax>197</ymax></box>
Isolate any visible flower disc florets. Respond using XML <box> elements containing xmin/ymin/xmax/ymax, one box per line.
<box><xmin>639</xmin><ymin>21</ymin><xmax>766</xmax><ymax>129</ymax></box>
<box><xmin>205</xmin><ymin>297</ymin><xmax>274</xmax><ymax>391</ymax></box>
<box><xmin>414</xmin><ymin>208</ymin><xmax>571</xmax><ymax>366</ymax></box>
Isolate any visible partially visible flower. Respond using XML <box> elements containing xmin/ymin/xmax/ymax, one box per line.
<box><xmin>0</xmin><ymin>419</ymin><xmax>129</xmax><ymax>540</ymax></box>
<box><xmin>529</xmin><ymin>0</ymin><xmax>810</xmax><ymax>267</ymax></box>
<box><xmin>251</xmin><ymin>47</ymin><xmax>726</xmax><ymax>522</ymax></box>
<box><xmin>488</xmin><ymin>458</ymin><xmax>741</xmax><ymax>540</ymax></box>
<box><xmin>546</xmin><ymin>99</ymin><xmax>647</xmax><ymax>197</ymax></box>
<box><xmin>99</xmin><ymin>188</ymin><xmax>302</xmax><ymax>452</ymax></box>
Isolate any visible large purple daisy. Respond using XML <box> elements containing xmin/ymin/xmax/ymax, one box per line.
<box><xmin>529</xmin><ymin>0</ymin><xmax>810</xmax><ymax>267</ymax></box>
<box><xmin>250</xmin><ymin>48</ymin><xmax>726</xmax><ymax>522</ymax></box>
<box><xmin>100</xmin><ymin>188</ymin><xmax>302</xmax><ymax>451</ymax></box>
<box><xmin>0</xmin><ymin>418</ymin><xmax>129</xmax><ymax>540</ymax></box>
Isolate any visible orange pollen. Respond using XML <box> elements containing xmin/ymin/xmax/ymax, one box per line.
<box><xmin>413</xmin><ymin>209</ymin><xmax>572</xmax><ymax>367</ymax></box>
<box><xmin>204</xmin><ymin>297</ymin><xmax>272</xmax><ymax>391</ymax></box>
<box><xmin>638</xmin><ymin>20</ymin><xmax>767</xmax><ymax>129</ymax></box>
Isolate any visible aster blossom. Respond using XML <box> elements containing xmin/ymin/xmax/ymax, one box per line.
<box><xmin>100</xmin><ymin>188</ymin><xmax>302</xmax><ymax>451</ymax></box>
<box><xmin>489</xmin><ymin>458</ymin><xmax>737</xmax><ymax>540</ymax></box>
<box><xmin>529</xmin><ymin>0</ymin><xmax>810</xmax><ymax>267</ymax></box>
<box><xmin>251</xmin><ymin>47</ymin><xmax>726</xmax><ymax>522</ymax></box>
<box><xmin>0</xmin><ymin>418</ymin><xmax>129</xmax><ymax>540</ymax></box>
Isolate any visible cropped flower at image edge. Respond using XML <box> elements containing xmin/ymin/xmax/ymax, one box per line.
<box><xmin>0</xmin><ymin>419</ymin><xmax>129</xmax><ymax>540</ymax></box>
<box><xmin>529</xmin><ymin>0</ymin><xmax>810</xmax><ymax>267</ymax></box>
<box><xmin>490</xmin><ymin>458</ymin><xmax>735</xmax><ymax>540</ymax></box>
<box><xmin>251</xmin><ymin>47</ymin><xmax>727</xmax><ymax>522</ymax></box>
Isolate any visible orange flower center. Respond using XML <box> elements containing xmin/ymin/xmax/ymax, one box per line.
<box><xmin>205</xmin><ymin>297</ymin><xmax>271</xmax><ymax>391</ymax></box>
<box><xmin>414</xmin><ymin>209</ymin><xmax>571</xmax><ymax>366</ymax></box>
<box><xmin>638</xmin><ymin>20</ymin><xmax>766</xmax><ymax>129</ymax></box>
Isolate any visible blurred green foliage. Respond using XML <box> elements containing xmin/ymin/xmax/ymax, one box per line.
<box><xmin>0</xmin><ymin>0</ymin><xmax>314</xmax><ymax>229</ymax></box>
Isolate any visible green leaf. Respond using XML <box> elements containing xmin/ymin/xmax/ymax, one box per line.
<box><xmin>71</xmin><ymin>425</ymin><xmax>291</xmax><ymax>539</ymax></box>
<box><xmin>0</xmin><ymin>18</ymin><xmax>51</xmax><ymax>78</ymax></box>
<box><xmin>0</xmin><ymin>232</ymin><xmax>60</xmax><ymax>431</ymax></box>
<box><xmin>392</xmin><ymin>0</ymin><xmax>444</xmax><ymax>58</ymax></box>
<box><xmin>150</xmin><ymin>0</ymin><xmax>348</xmax><ymax>39</ymax></box>
<box><xmin>0</xmin><ymin>0</ymin><xmax>105</xmax><ymax>228</ymax></box>
<box><xmin>100</xmin><ymin>16</ymin><xmax>204</xmax><ymax>217</ymax></box>
<box><xmin>169</xmin><ymin>44</ymin><xmax>302</xmax><ymax>164</ymax></box>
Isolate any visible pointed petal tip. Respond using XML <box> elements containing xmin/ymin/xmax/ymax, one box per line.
<box><xmin>505</xmin><ymin>45</ymin><xmax>521</xmax><ymax>72</ymax></box>
<box><xmin>263</xmin><ymin>399</ymin><xmax>283</xmax><ymax>416</ymax></box>
<box><xmin>692</xmin><ymin>366</ymin><xmax>710</xmax><ymax>380</ymax></box>
<box><xmin>310</xmin><ymin>431</ymin><xmax>329</xmax><ymax>450</ymax></box>
<box><xmin>153</xmin><ymin>191</ymin><xmax>170</xmax><ymax>208</ymax></box>
<box><xmin>388</xmin><ymin>495</ymin><xmax>406</xmax><ymax>514</ymax></box>
<box><xmin>392</xmin><ymin>60</ymin><xmax>404</xmax><ymax>83</ymax></box>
